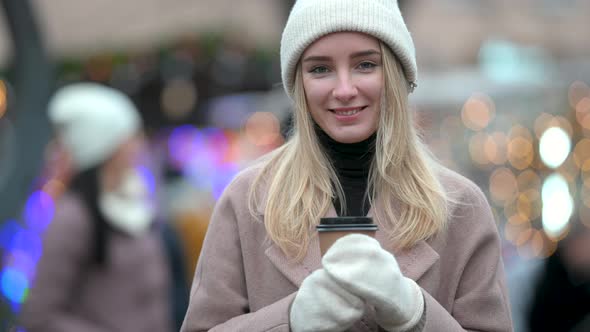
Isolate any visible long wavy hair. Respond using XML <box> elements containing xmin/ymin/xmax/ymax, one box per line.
<box><xmin>249</xmin><ymin>42</ymin><xmax>448</xmax><ymax>261</ymax></box>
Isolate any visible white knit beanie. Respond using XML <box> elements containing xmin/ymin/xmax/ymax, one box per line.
<box><xmin>280</xmin><ymin>0</ymin><xmax>417</xmax><ymax>99</ymax></box>
<box><xmin>47</xmin><ymin>83</ymin><xmax>141</xmax><ymax>171</ymax></box>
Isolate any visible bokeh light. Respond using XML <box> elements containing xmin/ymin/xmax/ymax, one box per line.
<box><xmin>4</xmin><ymin>250</ymin><xmax>36</xmax><ymax>280</ymax></box>
<box><xmin>161</xmin><ymin>78</ymin><xmax>197</xmax><ymax>120</ymax></box>
<box><xmin>576</xmin><ymin>97</ymin><xmax>590</xmax><ymax>130</ymax></box>
<box><xmin>23</xmin><ymin>191</ymin><xmax>55</xmax><ymax>233</ymax></box>
<box><xmin>461</xmin><ymin>93</ymin><xmax>495</xmax><ymax>131</ymax></box>
<box><xmin>539</xmin><ymin>126</ymin><xmax>571</xmax><ymax>169</ymax></box>
<box><xmin>0</xmin><ymin>220</ymin><xmax>22</xmax><ymax>251</ymax></box>
<box><xmin>136</xmin><ymin>165</ymin><xmax>157</xmax><ymax>198</ymax></box>
<box><xmin>0</xmin><ymin>80</ymin><xmax>6</xmax><ymax>119</ymax></box>
<box><xmin>517</xmin><ymin>170</ymin><xmax>542</xmax><ymax>192</ymax></box>
<box><xmin>508</xmin><ymin>137</ymin><xmax>534</xmax><ymax>170</ymax></box>
<box><xmin>487</xmin><ymin>132</ymin><xmax>508</xmax><ymax>165</ymax></box>
<box><xmin>573</xmin><ymin>138</ymin><xmax>590</xmax><ymax>169</ymax></box>
<box><xmin>490</xmin><ymin>167</ymin><xmax>518</xmax><ymax>205</ymax></box>
<box><xmin>469</xmin><ymin>132</ymin><xmax>491</xmax><ymax>166</ymax></box>
<box><xmin>0</xmin><ymin>268</ymin><xmax>29</xmax><ymax>304</ymax></box>
<box><xmin>542</xmin><ymin>173</ymin><xmax>574</xmax><ymax>238</ymax></box>
<box><xmin>534</xmin><ymin>112</ymin><xmax>555</xmax><ymax>139</ymax></box>
<box><xmin>244</xmin><ymin>112</ymin><xmax>281</xmax><ymax>147</ymax></box>
<box><xmin>9</xmin><ymin>229</ymin><xmax>43</xmax><ymax>262</ymax></box>
<box><xmin>568</xmin><ymin>80</ymin><xmax>590</xmax><ymax>110</ymax></box>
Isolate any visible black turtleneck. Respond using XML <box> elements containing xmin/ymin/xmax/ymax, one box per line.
<box><xmin>315</xmin><ymin>126</ymin><xmax>375</xmax><ymax>216</ymax></box>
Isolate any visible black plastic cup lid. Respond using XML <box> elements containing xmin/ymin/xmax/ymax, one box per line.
<box><xmin>320</xmin><ymin>216</ymin><xmax>373</xmax><ymax>225</ymax></box>
<box><xmin>316</xmin><ymin>224</ymin><xmax>378</xmax><ymax>232</ymax></box>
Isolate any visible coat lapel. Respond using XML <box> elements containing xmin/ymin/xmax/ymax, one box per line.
<box><xmin>263</xmin><ymin>205</ymin><xmax>337</xmax><ymax>288</ymax></box>
<box><xmin>370</xmin><ymin>206</ymin><xmax>440</xmax><ymax>282</ymax></box>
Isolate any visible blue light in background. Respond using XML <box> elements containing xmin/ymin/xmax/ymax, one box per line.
<box><xmin>9</xmin><ymin>229</ymin><xmax>43</xmax><ymax>262</ymax></box>
<box><xmin>0</xmin><ymin>220</ymin><xmax>22</xmax><ymax>250</ymax></box>
<box><xmin>0</xmin><ymin>268</ymin><xmax>29</xmax><ymax>304</ymax></box>
<box><xmin>23</xmin><ymin>191</ymin><xmax>54</xmax><ymax>233</ymax></box>
<box><xmin>168</xmin><ymin>125</ymin><xmax>203</xmax><ymax>169</ymax></box>
<box><xmin>212</xmin><ymin>162</ymin><xmax>239</xmax><ymax>200</ymax></box>
<box><xmin>5</xmin><ymin>250</ymin><xmax>36</xmax><ymax>280</ymax></box>
<box><xmin>136</xmin><ymin>165</ymin><xmax>156</xmax><ymax>197</ymax></box>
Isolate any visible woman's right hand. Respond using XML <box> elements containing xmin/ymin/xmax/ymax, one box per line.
<box><xmin>290</xmin><ymin>269</ymin><xmax>365</xmax><ymax>332</ymax></box>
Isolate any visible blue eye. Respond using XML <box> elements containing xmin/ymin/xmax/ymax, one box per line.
<box><xmin>309</xmin><ymin>66</ymin><xmax>329</xmax><ymax>74</ymax></box>
<box><xmin>358</xmin><ymin>62</ymin><xmax>377</xmax><ymax>70</ymax></box>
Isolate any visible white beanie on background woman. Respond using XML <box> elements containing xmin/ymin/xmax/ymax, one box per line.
<box><xmin>47</xmin><ymin>82</ymin><xmax>142</xmax><ymax>171</ymax></box>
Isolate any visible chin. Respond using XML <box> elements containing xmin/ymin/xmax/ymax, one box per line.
<box><xmin>327</xmin><ymin>127</ymin><xmax>375</xmax><ymax>144</ymax></box>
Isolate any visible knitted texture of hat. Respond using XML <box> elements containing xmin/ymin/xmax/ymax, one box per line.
<box><xmin>280</xmin><ymin>0</ymin><xmax>416</xmax><ymax>99</ymax></box>
<box><xmin>48</xmin><ymin>83</ymin><xmax>141</xmax><ymax>171</ymax></box>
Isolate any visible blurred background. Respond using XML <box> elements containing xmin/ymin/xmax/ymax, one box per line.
<box><xmin>1</xmin><ymin>0</ymin><xmax>590</xmax><ymax>331</ymax></box>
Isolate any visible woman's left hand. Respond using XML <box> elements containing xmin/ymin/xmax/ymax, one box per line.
<box><xmin>322</xmin><ymin>234</ymin><xmax>425</xmax><ymax>332</ymax></box>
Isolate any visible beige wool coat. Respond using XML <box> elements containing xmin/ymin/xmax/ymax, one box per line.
<box><xmin>20</xmin><ymin>193</ymin><xmax>174</xmax><ymax>332</ymax></box>
<box><xmin>181</xmin><ymin>165</ymin><xmax>513</xmax><ymax>332</ymax></box>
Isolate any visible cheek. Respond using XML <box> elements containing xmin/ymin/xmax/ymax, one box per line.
<box><xmin>304</xmin><ymin>80</ymin><xmax>331</xmax><ymax>105</ymax></box>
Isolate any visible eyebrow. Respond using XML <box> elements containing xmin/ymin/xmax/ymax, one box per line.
<box><xmin>302</xmin><ymin>49</ymin><xmax>381</xmax><ymax>63</ymax></box>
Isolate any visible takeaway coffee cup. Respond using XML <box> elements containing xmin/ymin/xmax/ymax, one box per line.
<box><xmin>316</xmin><ymin>217</ymin><xmax>378</xmax><ymax>256</ymax></box>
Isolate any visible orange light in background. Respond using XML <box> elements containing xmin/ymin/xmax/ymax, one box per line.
<box><xmin>573</xmin><ymin>138</ymin><xmax>590</xmax><ymax>169</ymax></box>
<box><xmin>517</xmin><ymin>192</ymin><xmax>533</xmax><ymax>220</ymax></box>
<box><xmin>554</xmin><ymin>156</ymin><xmax>579</xmax><ymax>187</ymax></box>
<box><xmin>0</xmin><ymin>80</ymin><xmax>6</xmax><ymax>119</ymax></box>
<box><xmin>505</xmin><ymin>197</ymin><xmax>530</xmax><ymax>225</ymax></box>
<box><xmin>508</xmin><ymin>136</ymin><xmax>534</xmax><ymax>170</ymax></box>
<box><xmin>576</xmin><ymin>97</ymin><xmax>590</xmax><ymax>130</ymax></box>
<box><xmin>516</xmin><ymin>229</ymin><xmax>557</xmax><ymax>259</ymax></box>
<box><xmin>469</xmin><ymin>132</ymin><xmax>490</xmax><ymax>166</ymax></box>
<box><xmin>568</xmin><ymin>80</ymin><xmax>590</xmax><ymax>110</ymax></box>
<box><xmin>487</xmin><ymin>132</ymin><xmax>508</xmax><ymax>165</ymax></box>
<box><xmin>461</xmin><ymin>93</ymin><xmax>495</xmax><ymax>131</ymax></box>
<box><xmin>245</xmin><ymin>112</ymin><xmax>281</xmax><ymax>147</ymax></box>
<box><xmin>515</xmin><ymin>227</ymin><xmax>534</xmax><ymax>246</ymax></box>
<box><xmin>517</xmin><ymin>170</ymin><xmax>541</xmax><ymax>192</ymax></box>
<box><xmin>523</xmin><ymin>189</ymin><xmax>542</xmax><ymax>220</ymax></box>
<box><xmin>490</xmin><ymin>167</ymin><xmax>518</xmax><ymax>205</ymax></box>
<box><xmin>534</xmin><ymin>113</ymin><xmax>554</xmax><ymax>139</ymax></box>
<box><xmin>504</xmin><ymin>220</ymin><xmax>531</xmax><ymax>244</ymax></box>
<box><xmin>548</xmin><ymin>116</ymin><xmax>574</xmax><ymax>138</ymax></box>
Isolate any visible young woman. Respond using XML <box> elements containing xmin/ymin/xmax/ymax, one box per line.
<box><xmin>20</xmin><ymin>83</ymin><xmax>177</xmax><ymax>332</ymax></box>
<box><xmin>181</xmin><ymin>0</ymin><xmax>513</xmax><ymax>331</ymax></box>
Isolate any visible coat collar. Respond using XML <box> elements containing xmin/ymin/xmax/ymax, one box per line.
<box><xmin>262</xmin><ymin>201</ymin><xmax>440</xmax><ymax>287</ymax></box>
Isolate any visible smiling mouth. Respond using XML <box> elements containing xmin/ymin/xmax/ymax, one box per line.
<box><xmin>330</xmin><ymin>106</ymin><xmax>367</xmax><ymax>116</ymax></box>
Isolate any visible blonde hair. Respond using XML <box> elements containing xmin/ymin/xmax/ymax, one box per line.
<box><xmin>249</xmin><ymin>42</ymin><xmax>448</xmax><ymax>261</ymax></box>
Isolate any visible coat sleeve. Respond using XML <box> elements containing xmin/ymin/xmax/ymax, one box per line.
<box><xmin>19</xmin><ymin>196</ymin><xmax>111</xmax><ymax>332</ymax></box>
<box><xmin>421</xmin><ymin>183</ymin><xmax>513</xmax><ymax>332</ymax></box>
<box><xmin>181</xmin><ymin>178</ymin><xmax>294</xmax><ymax>332</ymax></box>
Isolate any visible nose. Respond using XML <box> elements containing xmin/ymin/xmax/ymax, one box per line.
<box><xmin>332</xmin><ymin>72</ymin><xmax>358</xmax><ymax>102</ymax></box>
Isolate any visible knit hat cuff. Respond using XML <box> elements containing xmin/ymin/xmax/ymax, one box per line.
<box><xmin>280</xmin><ymin>0</ymin><xmax>417</xmax><ymax>98</ymax></box>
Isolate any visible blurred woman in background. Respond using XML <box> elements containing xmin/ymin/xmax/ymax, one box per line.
<box><xmin>20</xmin><ymin>83</ymin><xmax>178</xmax><ymax>332</ymax></box>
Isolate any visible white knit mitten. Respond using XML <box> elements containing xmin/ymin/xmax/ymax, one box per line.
<box><xmin>322</xmin><ymin>234</ymin><xmax>424</xmax><ymax>332</ymax></box>
<box><xmin>290</xmin><ymin>269</ymin><xmax>365</xmax><ymax>332</ymax></box>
